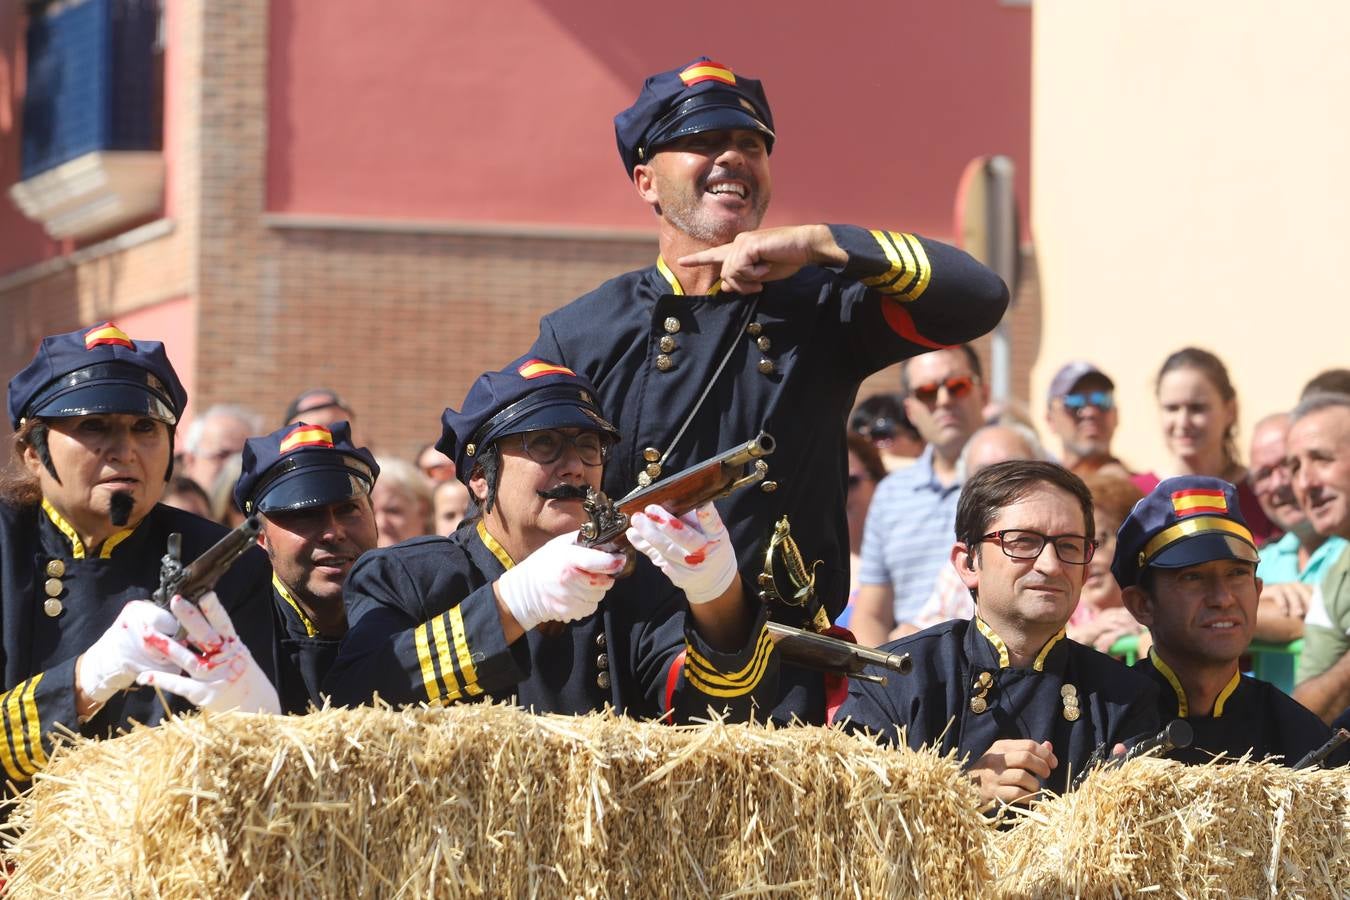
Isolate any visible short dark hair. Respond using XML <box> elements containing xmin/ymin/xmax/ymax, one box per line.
<box><xmin>900</xmin><ymin>344</ymin><xmax>983</xmax><ymax>395</ymax></box>
<box><xmin>1291</xmin><ymin>390</ymin><xmax>1350</xmax><ymax>426</ymax></box>
<box><xmin>954</xmin><ymin>460</ymin><xmax>1094</xmax><ymax>551</ymax></box>
<box><xmin>850</xmin><ymin>393</ymin><xmax>918</xmax><ymax>442</ymax></box>
<box><xmin>1301</xmin><ymin>368</ymin><xmax>1350</xmax><ymax>400</ymax></box>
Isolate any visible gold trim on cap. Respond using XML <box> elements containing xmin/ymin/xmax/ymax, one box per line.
<box><xmin>1140</xmin><ymin>515</ymin><xmax>1256</xmax><ymax>566</ymax></box>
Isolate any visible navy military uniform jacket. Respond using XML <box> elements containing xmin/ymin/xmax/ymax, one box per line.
<box><xmin>1138</xmin><ymin>655</ymin><xmax>1330</xmax><ymax>766</ymax></box>
<box><xmin>271</xmin><ymin>576</ymin><xmax>341</xmax><ymax>714</ymax></box>
<box><xmin>834</xmin><ymin>618</ymin><xmax>1160</xmax><ymax>796</ymax></box>
<box><xmin>529</xmin><ymin>226</ymin><xmax>1008</xmax><ymax>627</ymax></box>
<box><xmin>326</xmin><ymin>522</ymin><xmax>777</xmax><ymax>720</ymax></box>
<box><xmin>0</xmin><ymin>500</ymin><xmax>279</xmax><ymax>795</ymax></box>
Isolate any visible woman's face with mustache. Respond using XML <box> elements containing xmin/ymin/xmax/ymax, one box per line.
<box><xmin>472</xmin><ymin>428</ymin><xmax>605</xmax><ymax>559</ymax></box>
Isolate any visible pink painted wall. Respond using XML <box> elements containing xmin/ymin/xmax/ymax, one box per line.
<box><xmin>113</xmin><ymin>294</ymin><xmax>197</xmax><ymax>429</ymax></box>
<box><xmin>0</xmin><ymin>5</ymin><xmax>66</xmax><ymax>276</ymax></box>
<box><xmin>267</xmin><ymin>0</ymin><xmax>1031</xmax><ymax>239</ymax></box>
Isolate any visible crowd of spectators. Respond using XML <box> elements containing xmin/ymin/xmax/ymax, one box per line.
<box><xmin>846</xmin><ymin>347</ymin><xmax>1350</xmax><ymax>699</ymax></box>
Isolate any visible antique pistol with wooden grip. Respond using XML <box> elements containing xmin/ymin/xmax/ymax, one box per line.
<box><xmin>577</xmin><ymin>432</ymin><xmax>776</xmax><ymax>561</ymax></box>
<box><xmin>153</xmin><ymin>515</ymin><xmax>263</xmax><ymax>613</ymax></box>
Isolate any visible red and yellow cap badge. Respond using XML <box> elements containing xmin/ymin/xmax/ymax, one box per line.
<box><xmin>678</xmin><ymin>60</ymin><xmax>736</xmax><ymax>87</ymax></box>
<box><xmin>517</xmin><ymin>360</ymin><xmax>576</xmax><ymax>380</ymax></box>
<box><xmin>1170</xmin><ymin>488</ymin><xmax>1229</xmax><ymax>517</ymax></box>
<box><xmin>279</xmin><ymin>424</ymin><xmax>335</xmax><ymax>454</ymax></box>
<box><xmin>83</xmin><ymin>323</ymin><xmax>134</xmax><ymax>350</ymax></box>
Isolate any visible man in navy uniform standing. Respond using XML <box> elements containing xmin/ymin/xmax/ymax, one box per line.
<box><xmin>326</xmin><ymin>357</ymin><xmax>776</xmax><ymax>720</ymax></box>
<box><xmin>1115</xmin><ymin>475</ymin><xmax>1332</xmax><ymax>765</ymax></box>
<box><xmin>833</xmin><ymin>461</ymin><xmax>1158</xmax><ymax>805</ymax></box>
<box><xmin>234</xmin><ymin>421</ymin><xmax>380</xmax><ymax>712</ymax></box>
<box><xmin>527</xmin><ymin>58</ymin><xmax>1009</xmax><ymax>720</ymax></box>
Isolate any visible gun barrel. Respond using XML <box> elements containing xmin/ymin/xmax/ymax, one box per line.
<box><xmin>1294</xmin><ymin>728</ymin><xmax>1350</xmax><ymax>770</ymax></box>
<box><xmin>765</xmin><ymin>623</ymin><xmax>912</xmax><ymax>677</ymax></box>
<box><xmin>1127</xmin><ymin>718</ymin><xmax>1194</xmax><ymax>762</ymax></box>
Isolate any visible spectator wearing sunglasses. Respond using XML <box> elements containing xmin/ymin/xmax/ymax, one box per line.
<box><xmin>1044</xmin><ymin>362</ymin><xmax>1130</xmax><ymax>479</ymax></box>
<box><xmin>835</xmin><ymin>461</ymin><xmax>1158</xmax><ymax>805</ymax></box>
<box><xmin>852</xmin><ymin>346</ymin><xmax>988</xmax><ymax>647</ymax></box>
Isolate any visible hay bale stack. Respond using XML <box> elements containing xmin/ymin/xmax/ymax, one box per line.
<box><xmin>994</xmin><ymin>758</ymin><xmax>1350</xmax><ymax>898</ymax></box>
<box><xmin>3</xmin><ymin>705</ymin><xmax>991</xmax><ymax>898</ymax></box>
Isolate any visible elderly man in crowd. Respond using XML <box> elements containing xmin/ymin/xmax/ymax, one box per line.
<box><xmin>1288</xmin><ymin>394</ymin><xmax>1350</xmax><ymax>723</ymax></box>
<box><xmin>179</xmin><ymin>404</ymin><xmax>262</xmax><ymax>495</ymax></box>
<box><xmin>835</xmin><ymin>460</ymin><xmax>1158</xmax><ymax>805</ymax></box>
<box><xmin>1248</xmin><ymin>412</ymin><xmax>1347</xmax><ymax>642</ymax></box>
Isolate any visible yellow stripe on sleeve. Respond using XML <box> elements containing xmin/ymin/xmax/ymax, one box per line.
<box><xmin>23</xmin><ymin>675</ymin><xmax>47</xmax><ymax>769</ymax></box>
<box><xmin>429</xmin><ymin>614</ymin><xmax>464</xmax><ymax>702</ymax></box>
<box><xmin>896</xmin><ymin>233</ymin><xmax>931</xmax><ymax>300</ymax></box>
<box><xmin>683</xmin><ymin>629</ymin><xmax>775</xmax><ymax>698</ymax></box>
<box><xmin>414</xmin><ymin>624</ymin><xmax>443</xmax><ymax>705</ymax></box>
<box><xmin>447</xmin><ymin>607</ymin><xmax>482</xmax><ymax>697</ymax></box>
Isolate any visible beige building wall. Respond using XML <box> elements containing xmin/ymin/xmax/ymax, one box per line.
<box><xmin>1032</xmin><ymin>1</ymin><xmax>1350</xmax><ymax>474</ymax></box>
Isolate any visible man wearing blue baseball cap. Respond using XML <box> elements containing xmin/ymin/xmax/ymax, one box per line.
<box><xmin>326</xmin><ymin>356</ymin><xmax>777</xmax><ymax>720</ymax></box>
<box><xmin>526</xmin><ymin>57</ymin><xmax>1009</xmax><ymax>723</ymax></box>
<box><xmin>235</xmin><ymin>421</ymin><xmax>379</xmax><ymax>711</ymax></box>
<box><xmin>0</xmin><ymin>323</ymin><xmax>281</xmax><ymax>801</ymax></box>
<box><xmin>1115</xmin><ymin>475</ymin><xmax>1331</xmax><ymax>764</ymax></box>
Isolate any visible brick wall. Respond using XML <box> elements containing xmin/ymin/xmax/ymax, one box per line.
<box><xmin>1</xmin><ymin>0</ymin><xmax>1046</xmax><ymax>473</ymax></box>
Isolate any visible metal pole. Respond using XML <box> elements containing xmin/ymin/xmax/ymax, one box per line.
<box><xmin>986</xmin><ymin>155</ymin><xmax>1016</xmax><ymax>406</ymax></box>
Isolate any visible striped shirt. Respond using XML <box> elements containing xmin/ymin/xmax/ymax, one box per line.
<box><xmin>858</xmin><ymin>446</ymin><xmax>963</xmax><ymax>623</ymax></box>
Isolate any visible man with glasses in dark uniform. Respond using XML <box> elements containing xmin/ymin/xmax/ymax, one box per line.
<box><xmin>834</xmin><ymin>460</ymin><xmax>1158</xmax><ymax>805</ymax></box>
<box><xmin>326</xmin><ymin>357</ymin><xmax>777</xmax><ymax>720</ymax></box>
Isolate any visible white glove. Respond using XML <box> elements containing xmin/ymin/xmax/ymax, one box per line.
<box><xmin>496</xmin><ymin>530</ymin><xmax>626</xmax><ymax>631</ymax></box>
<box><xmin>134</xmin><ymin>592</ymin><xmax>281</xmax><ymax>715</ymax></box>
<box><xmin>77</xmin><ymin>600</ymin><xmax>180</xmax><ymax>705</ymax></box>
<box><xmin>626</xmin><ymin>503</ymin><xmax>737</xmax><ymax>605</ymax></box>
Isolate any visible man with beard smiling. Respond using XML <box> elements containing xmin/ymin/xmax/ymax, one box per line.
<box><xmin>834</xmin><ymin>461</ymin><xmax>1157</xmax><ymax>805</ymax></box>
<box><xmin>527</xmin><ymin>58</ymin><xmax>1008</xmax><ymax>722</ymax></box>
<box><xmin>1115</xmin><ymin>475</ymin><xmax>1330</xmax><ymax>764</ymax></box>
<box><xmin>234</xmin><ymin>421</ymin><xmax>379</xmax><ymax>712</ymax></box>
<box><xmin>326</xmin><ymin>358</ymin><xmax>776</xmax><ymax>720</ymax></box>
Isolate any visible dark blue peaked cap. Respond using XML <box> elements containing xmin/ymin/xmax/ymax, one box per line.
<box><xmin>614</xmin><ymin>57</ymin><xmax>775</xmax><ymax>176</ymax></box>
<box><xmin>1112</xmin><ymin>475</ymin><xmax>1260</xmax><ymax>589</ymax></box>
<box><xmin>7</xmin><ymin>323</ymin><xmax>187</xmax><ymax>430</ymax></box>
<box><xmin>234</xmin><ymin>420</ymin><xmax>379</xmax><ymax>516</ymax></box>
<box><xmin>437</xmin><ymin>356</ymin><xmax>619</xmax><ymax>487</ymax></box>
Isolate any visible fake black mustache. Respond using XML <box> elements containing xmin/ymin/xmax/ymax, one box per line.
<box><xmin>537</xmin><ymin>484</ymin><xmax>589</xmax><ymax>502</ymax></box>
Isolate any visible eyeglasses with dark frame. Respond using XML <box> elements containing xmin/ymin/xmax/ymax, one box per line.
<box><xmin>979</xmin><ymin>529</ymin><xmax>1097</xmax><ymax>565</ymax></box>
<box><xmin>911</xmin><ymin>374</ymin><xmax>978</xmax><ymax>405</ymax></box>
<box><xmin>516</xmin><ymin>429</ymin><xmax>610</xmax><ymax>467</ymax></box>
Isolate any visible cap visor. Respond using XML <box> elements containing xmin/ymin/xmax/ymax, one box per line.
<box><xmin>256</xmin><ymin>466</ymin><xmax>371</xmax><ymax>514</ymax></box>
<box><xmin>1149</xmin><ymin>533</ymin><xmax>1260</xmax><ymax>569</ymax></box>
<box><xmin>498</xmin><ymin>405</ymin><xmax>616</xmax><ymax>439</ymax></box>
<box><xmin>654</xmin><ymin>106</ymin><xmax>774</xmax><ymax>148</ymax></box>
<box><xmin>32</xmin><ymin>382</ymin><xmax>177</xmax><ymax>424</ymax></box>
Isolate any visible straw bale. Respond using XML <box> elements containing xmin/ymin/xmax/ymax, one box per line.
<box><xmin>2</xmin><ymin>704</ymin><xmax>993</xmax><ymax>898</ymax></box>
<box><xmin>993</xmin><ymin>757</ymin><xmax>1350</xmax><ymax>898</ymax></box>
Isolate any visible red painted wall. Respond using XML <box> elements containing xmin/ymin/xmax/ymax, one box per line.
<box><xmin>0</xmin><ymin>5</ymin><xmax>66</xmax><ymax>276</ymax></box>
<box><xmin>267</xmin><ymin>0</ymin><xmax>1031</xmax><ymax>239</ymax></box>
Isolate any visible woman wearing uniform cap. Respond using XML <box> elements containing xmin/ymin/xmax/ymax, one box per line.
<box><xmin>0</xmin><ymin>324</ymin><xmax>281</xmax><ymax>802</ymax></box>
